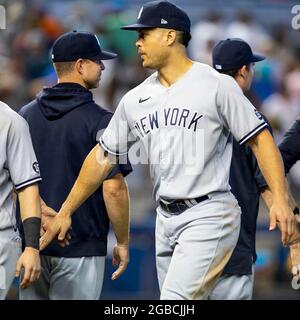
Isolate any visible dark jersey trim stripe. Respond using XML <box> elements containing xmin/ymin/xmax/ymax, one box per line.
<box><xmin>239</xmin><ymin>122</ymin><xmax>268</xmax><ymax>145</ymax></box>
<box><xmin>15</xmin><ymin>177</ymin><xmax>42</xmax><ymax>190</ymax></box>
<box><xmin>99</xmin><ymin>136</ymin><xmax>128</xmax><ymax>156</ymax></box>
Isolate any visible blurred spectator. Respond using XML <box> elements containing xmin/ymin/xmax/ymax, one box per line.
<box><xmin>64</xmin><ymin>3</ymin><xmax>94</xmax><ymax>32</ymax></box>
<box><xmin>98</xmin><ymin>4</ymin><xmax>148</xmax><ymax>110</ymax></box>
<box><xmin>261</xmin><ymin>81</ymin><xmax>299</xmax><ymax>142</ymax></box>
<box><xmin>226</xmin><ymin>11</ymin><xmax>271</xmax><ymax>51</ymax></box>
<box><xmin>251</xmin><ymin>40</ymin><xmax>281</xmax><ymax>102</ymax></box>
<box><xmin>36</xmin><ymin>7</ymin><xmax>64</xmax><ymax>42</ymax></box>
<box><xmin>15</xmin><ymin>29</ymin><xmax>51</xmax><ymax>80</ymax></box>
<box><xmin>1</xmin><ymin>0</ymin><xmax>300</xmax><ymax>300</ymax></box>
<box><xmin>190</xmin><ymin>12</ymin><xmax>224</xmax><ymax>64</ymax></box>
<box><xmin>285</xmin><ymin>61</ymin><xmax>300</xmax><ymax>102</ymax></box>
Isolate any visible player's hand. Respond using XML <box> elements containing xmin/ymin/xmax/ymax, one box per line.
<box><xmin>40</xmin><ymin>206</ymin><xmax>71</xmax><ymax>247</ymax></box>
<box><xmin>41</xmin><ymin>200</ymin><xmax>57</xmax><ymax>217</ymax></box>
<box><xmin>269</xmin><ymin>199</ymin><xmax>295</xmax><ymax>246</ymax></box>
<box><xmin>15</xmin><ymin>247</ymin><xmax>41</xmax><ymax>289</ymax></box>
<box><xmin>111</xmin><ymin>243</ymin><xmax>129</xmax><ymax>280</ymax></box>
<box><xmin>290</xmin><ymin>241</ymin><xmax>300</xmax><ymax>269</ymax></box>
<box><xmin>40</xmin><ymin>206</ymin><xmax>57</xmax><ymax>236</ymax></box>
<box><xmin>286</xmin><ymin>220</ymin><xmax>300</xmax><ymax>245</ymax></box>
<box><xmin>39</xmin><ymin>212</ymin><xmax>72</xmax><ymax>250</ymax></box>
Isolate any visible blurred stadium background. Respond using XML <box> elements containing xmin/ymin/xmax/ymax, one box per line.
<box><xmin>1</xmin><ymin>0</ymin><xmax>300</xmax><ymax>300</ymax></box>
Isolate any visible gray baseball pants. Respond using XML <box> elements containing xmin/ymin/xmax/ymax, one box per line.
<box><xmin>208</xmin><ymin>265</ymin><xmax>255</xmax><ymax>300</ymax></box>
<box><xmin>156</xmin><ymin>191</ymin><xmax>241</xmax><ymax>300</ymax></box>
<box><xmin>0</xmin><ymin>228</ymin><xmax>21</xmax><ymax>300</ymax></box>
<box><xmin>19</xmin><ymin>255</ymin><xmax>105</xmax><ymax>300</ymax></box>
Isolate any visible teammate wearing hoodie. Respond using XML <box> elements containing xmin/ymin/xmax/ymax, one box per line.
<box><xmin>18</xmin><ymin>31</ymin><xmax>132</xmax><ymax>300</ymax></box>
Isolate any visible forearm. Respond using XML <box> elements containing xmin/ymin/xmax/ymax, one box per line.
<box><xmin>40</xmin><ymin>197</ymin><xmax>47</xmax><ymax>208</ymax></box>
<box><xmin>286</xmin><ymin>181</ymin><xmax>298</xmax><ymax>211</ymax></box>
<box><xmin>103</xmin><ymin>176</ymin><xmax>130</xmax><ymax>245</ymax></box>
<box><xmin>60</xmin><ymin>144</ymin><xmax>114</xmax><ymax>216</ymax></box>
<box><xmin>17</xmin><ymin>184</ymin><xmax>41</xmax><ymax>221</ymax></box>
<box><xmin>261</xmin><ymin>187</ymin><xmax>273</xmax><ymax>209</ymax></box>
<box><xmin>17</xmin><ymin>184</ymin><xmax>41</xmax><ymax>250</ymax></box>
<box><xmin>261</xmin><ymin>179</ymin><xmax>297</xmax><ymax>210</ymax></box>
<box><xmin>248</xmin><ymin>130</ymin><xmax>287</xmax><ymax>201</ymax></box>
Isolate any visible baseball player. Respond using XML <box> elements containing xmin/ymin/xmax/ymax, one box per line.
<box><xmin>0</xmin><ymin>101</ymin><xmax>42</xmax><ymax>299</ymax></box>
<box><xmin>279</xmin><ymin>119</ymin><xmax>300</xmax><ymax>178</ymax></box>
<box><xmin>277</xmin><ymin>120</ymin><xmax>300</xmax><ymax>269</ymax></box>
<box><xmin>18</xmin><ymin>31</ymin><xmax>132</xmax><ymax>300</ymax></box>
<box><xmin>205</xmin><ymin>38</ymin><xmax>275</xmax><ymax>299</ymax></box>
<box><xmin>40</xmin><ymin>1</ymin><xmax>294</xmax><ymax>300</ymax></box>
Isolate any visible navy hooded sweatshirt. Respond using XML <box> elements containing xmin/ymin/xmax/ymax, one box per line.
<box><xmin>18</xmin><ymin>83</ymin><xmax>132</xmax><ymax>257</ymax></box>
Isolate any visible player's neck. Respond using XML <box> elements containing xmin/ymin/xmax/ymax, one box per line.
<box><xmin>158</xmin><ymin>52</ymin><xmax>193</xmax><ymax>88</ymax></box>
<box><xmin>235</xmin><ymin>76</ymin><xmax>247</xmax><ymax>93</ymax></box>
<box><xmin>57</xmin><ymin>76</ymin><xmax>88</xmax><ymax>90</ymax></box>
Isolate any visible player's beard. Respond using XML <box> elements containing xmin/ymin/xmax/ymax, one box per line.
<box><xmin>141</xmin><ymin>54</ymin><xmax>160</xmax><ymax>70</ymax></box>
<box><xmin>140</xmin><ymin>54</ymin><xmax>149</xmax><ymax>68</ymax></box>
<box><xmin>84</xmin><ymin>77</ymin><xmax>100</xmax><ymax>90</ymax></box>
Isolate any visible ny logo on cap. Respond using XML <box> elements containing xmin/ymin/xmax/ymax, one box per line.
<box><xmin>94</xmin><ymin>35</ymin><xmax>101</xmax><ymax>48</ymax></box>
<box><xmin>161</xmin><ymin>18</ymin><xmax>168</xmax><ymax>24</ymax></box>
<box><xmin>215</xmin><ymin>64</ymin><xmax>222</xmax><ymax>70</ymax></box>
<box><xmin>137</xmin><ymin>7</ymin><xmax>143</xmax><ymax>19</ymax></box>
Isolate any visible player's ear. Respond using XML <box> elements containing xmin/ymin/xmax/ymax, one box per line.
<box><xmin>239</xmin><ymin>65</ymin><xmax>248</xmax><ymax>79</ymax></box>
<box><xmin>166</xmin><ymin>29</ymin><xmax>177</xmax><ymax>46</ymax></box>
<box><xmin>75</xmin><ymin>59</ymin><xmax>84</xmax><ymax>75</ymax></box>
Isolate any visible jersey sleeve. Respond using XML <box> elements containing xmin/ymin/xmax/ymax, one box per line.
<box><xmin>95</xmin><ymin>110</ymin><xmax>132</xmax><ymax>179</ymax></box>
<box><xmin>7</xmin><ymin>116</ymin><xmax>41</xmax><ymax>190</ymax></box>
<box><xmin>278</xmin><ymin>118</ymin><xmax>300</xmax><ymax>174</ymax></box>
<box><xmin>217</xmin><ymin>75</ymin><xmax>268</xmax><ymax>145</ymax></box>
<box><xmin>99</xmin><ymin>97</ymin><xmax>137</xmax><ymax>156</ymax></box>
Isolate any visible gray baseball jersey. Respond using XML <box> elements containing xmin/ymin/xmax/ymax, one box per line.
<box><xmin>100</xmin><ymin>62</ymin><xmax>267</xmax><ymax>201</ymax></box>
<box><xmin>0</xmin><ymin>102</ymin><xmax>41</xmax><ymax>230</ymax></box>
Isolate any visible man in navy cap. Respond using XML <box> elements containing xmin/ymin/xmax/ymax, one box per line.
<box><xmin>208</xmin><ymin>38</ymin><xmax>298</xmax><ymax>299</ymax></box>
<box><xmin>39</xmin><ymin>2</ymin><xmax>294</xmax><ymax>300</ymax></box>
<box><xmin>18</xmin><ymin>31</ymin><xmax>132</xmax><ymax>300</ymax></box>
<box><xmin>274</xmin><ymin>117</ymin><xmax>300</xmax><ymax>272</ymax></box>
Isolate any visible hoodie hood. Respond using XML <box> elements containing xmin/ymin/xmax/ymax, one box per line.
<box><xmin>37</xmin><ymin>83</ymin><xmax>94</xmax><ymax>120</ymax></box>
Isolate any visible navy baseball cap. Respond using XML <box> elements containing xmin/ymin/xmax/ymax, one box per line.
<box><xmin>121</xmin><ymin>0</ymin><xmax>191</xmax><ymax>33</ymax></box>
<box><xmin>212</xmin><ymin>38</ymin><xmax>265</xmax><ymax>71</ymax></box>
<box><xmin>51</xmin><ymin>31</ymin><xmax>117</xmax><ymax>62</ymax></box>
